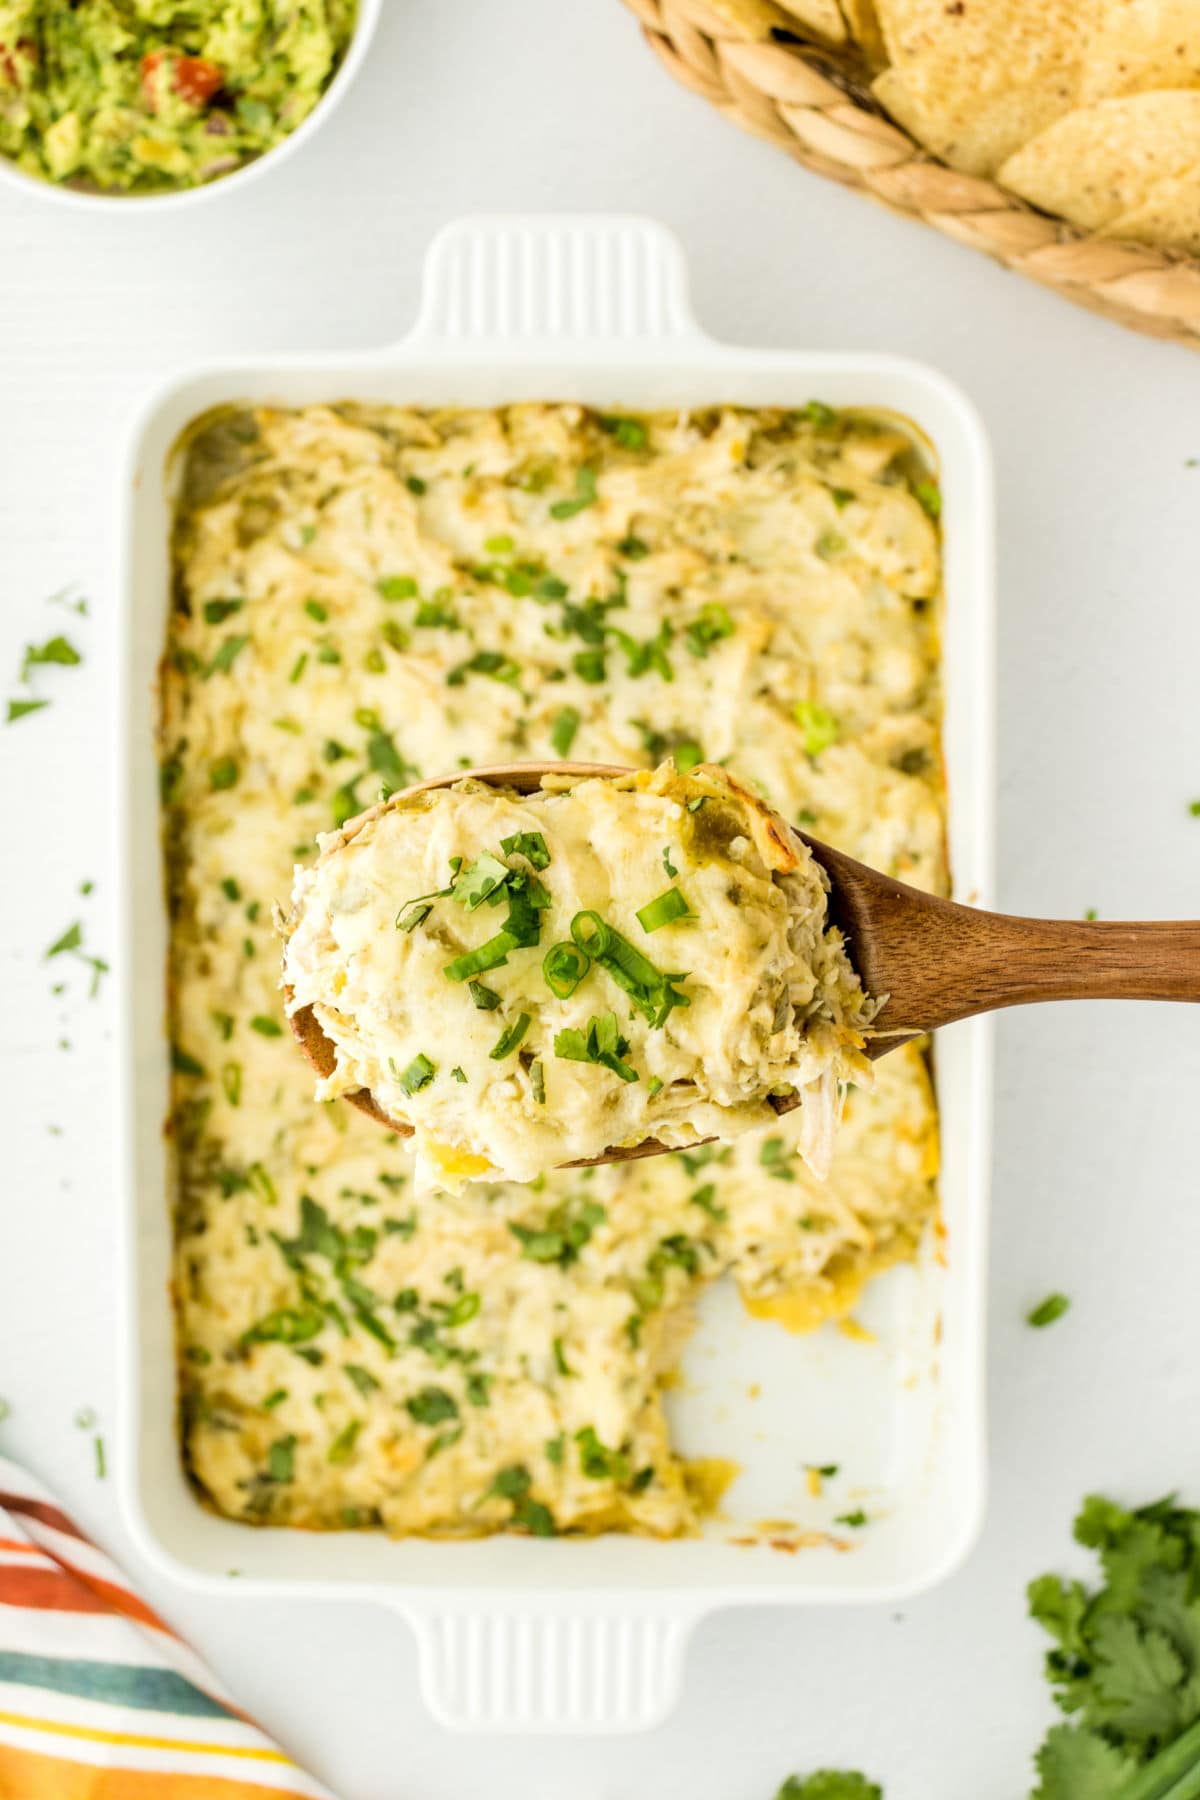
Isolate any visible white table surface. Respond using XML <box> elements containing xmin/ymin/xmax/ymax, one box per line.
<box><xmin>2</xmin><ymin>3</ymin><xmax>1199</xmax><ymax>1795</ymax></box>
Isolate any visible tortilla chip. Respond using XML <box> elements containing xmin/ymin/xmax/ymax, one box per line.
<box><xmin>1101</xmin><ymin>161</ymin><xmax>1200</xmax><ymax>255</ymax></box>
<box><xmin>840</xmin><ymin>0</ymin><xmax>887</xmax><ymax>68</ymax></box>
<box><xmin>773</xmin><ymin>0</ymin><xmax>848</xmax><ymax>44</ymax></box>
<box><xmin>999</xmin><ymin>90</ymin><xmax>1200</xmax><ymax>230</ymax></box>
<box><xmin>1081</xmin><ymin>0</ymin><xmax>1200</xmax><ymax>102</ymax></box>
<box><xmin>707</xmin><ymin>0</ymin><xmax>794</xmax><ymax>36</ymax></box>
<box><xmin>875</xmin><ymin>0</ymin><xmax>1093</xmax><ymax>174</ymax></box>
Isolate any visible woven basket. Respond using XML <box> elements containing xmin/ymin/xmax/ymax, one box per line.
<box><xmin>622</xmin><ymin>0</ymin><xmax>1200</xmax><ymax>347</ymax></box>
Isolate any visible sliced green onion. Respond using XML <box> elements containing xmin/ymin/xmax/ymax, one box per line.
<box><xmin>530</xmin><ymin>1060</ymin><xmax>546</xmax><ymax>1104</ymax></box>
<box><xmin>550</xmin><ymin>707</ymin><xmax>580</xmax><ymax>756</ymax></box>
<box><xmin>636</xmin><ymin>888</ymin><xmax>691</xmax><ymax>933</ymax></box>
<box><xmin>444</xmin><ymin>933</ymin><xmax>515</xmax><ymax>982</ymax></box>
<box><xmin>490</xmin><ymin>1013</ymin><xmax>531</xmax><ymax>1060</ymax></box>
<box><xmin>570</xmin><ymin>911</ymin><xmax>689</xmax><ymax>1026</ymax></box>
<box><xmin>468</xmin><ymin>979</ymin><xmax>502</xmax><ymax>1011</ymax></box>
<box><xmin>543</xmin><ymin>940</ymin><xmax>590</xmax><ymax>998</ymax></box>
<box><xmin>397</xmin><ymin>1054</ymin><xmax>436</xmax><ymax>1095</ymax></box>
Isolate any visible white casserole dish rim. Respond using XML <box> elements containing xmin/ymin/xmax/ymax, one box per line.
<box><xmin>114</xmin><ymin>214</ymin><xmax>995</xmax><ymax>1736</ymax></box>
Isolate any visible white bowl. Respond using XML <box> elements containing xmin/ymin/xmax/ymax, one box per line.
<box><xmin>0</xmin><ymin>0</ymin><xmax>381</xmax><ymax>213</ymax></box>
<box><xmin>116</xmin><ymin>215</ymin><xmax>995</xmax><ymax>1735</ymax></box>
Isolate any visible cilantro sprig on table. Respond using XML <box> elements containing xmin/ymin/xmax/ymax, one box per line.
<box><xmin>774</xmin><ymin>1775</ymin><xmax>882</xmax><ymax>1799</ymax></box>
<box><xmin>1030</xmin><ymin>1493</ymin><xmax>1200</xmax><ymax>1799</ymax></box>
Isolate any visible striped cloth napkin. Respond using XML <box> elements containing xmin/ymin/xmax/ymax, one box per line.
<box><xmin>0</xmin><ymin>1454</ymin><xmax>332</xmax><ymax>1799</ymax></box>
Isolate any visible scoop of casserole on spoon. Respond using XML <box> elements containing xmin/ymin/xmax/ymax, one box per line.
<box><xmin>281</xmin><ymin>762</ymin><xmax>876</xmax><ymax>1192</ymax></box>
<box><xmin>282</xmin><ymin>760</ymin><xmax>1200</xmax><ymax>1185</ymax></box>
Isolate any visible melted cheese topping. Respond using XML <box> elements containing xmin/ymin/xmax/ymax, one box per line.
<box><xmin>281</xmin><ymin>766</ymin><xmax>875</xmax><ymax>1187</ymax></box>
<box><xmin>162</xmin><ymin>401</ymin><xmax>945</xmax><ymax>1538</ymax></box>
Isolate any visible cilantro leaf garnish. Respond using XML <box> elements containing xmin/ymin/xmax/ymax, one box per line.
<box><xmin>775</xmin><ymin>1775</ymin><xmax>882</xmax><ymax>1800</ymax></box>
<box><xmin>554</xmin><ymin>1012</ymin><xmax>638</xmax><ymax>1083</ymax></box>
<box><xmin>1028</xmin><ymin>1493</ymin><xmax>1200</xmax><ymax>1799</ymax></box>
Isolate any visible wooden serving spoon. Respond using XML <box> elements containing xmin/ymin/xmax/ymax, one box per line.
<box><xmin>286</xmin><ymin>762</ymin><xmax>1200</xmax><ymax>1160</ymax></box>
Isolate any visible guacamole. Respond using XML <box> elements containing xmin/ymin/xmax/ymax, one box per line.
<box><xmin>0</xmin><ymin>2</ymin><xmax>358</xmax><ymax>194</ymax></box>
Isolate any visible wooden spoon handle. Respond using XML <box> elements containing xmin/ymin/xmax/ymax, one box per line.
<box><xmin>876</xmin><ymin>905</ymin><xmax>1200</xmax><ymax>1035</ymax></box>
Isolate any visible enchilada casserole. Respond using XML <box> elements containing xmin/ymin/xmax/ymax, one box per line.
<box><xmin>162</xmin><ymin>400</ymin><xmax>945</xmax><ymax>1537</ymax></box>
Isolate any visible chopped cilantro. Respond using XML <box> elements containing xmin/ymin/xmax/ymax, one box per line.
<box><xmin>405</xmin><ymin>1387</ymin><xmax>459</xmax><ymax>1426</ymax></box>
<box><xmin>554</xmin><ymin>1012</ymin><xmax>638</xmax><ymax>1083</ymax></box>
<box><xmin>760</xmin><ymin>1136</ymin><xmax>796</xmax><ymax>1181</ymax></box>
<box><xmin>576</xmin><ymin>1425</ymin><xmax>630</xmax><ymax>1484</ymax></box>
<box><xmin>500</xmin><ymin>831</ymin><xmax>550</xmax><ymax>870</ymax></box>
<box><xmin>208</xmin><ymin>756</ymin><xmax>238</xmax><ymax>791</ymax></box>
<box><xmin>683</xmin><ymin>603</ymin><xmax>735</xmax><ymax>658</ymax></box>
<box><xmin>598</xmin><ymin>415</ymin><xmax>648</xmax><ymax>450</ymax></box>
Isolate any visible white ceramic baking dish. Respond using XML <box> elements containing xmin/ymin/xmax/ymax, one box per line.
<box><xmin>115</xmin><ymin>214</ymin><xmax>995</xmax><ymax>1736</ymax></box>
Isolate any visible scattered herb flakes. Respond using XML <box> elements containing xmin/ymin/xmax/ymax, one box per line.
<box><xmin>598</xmin><ymin>415</ymin><xmax>648</xmax><ymax>451</ymax></box>
<box><xmin>576</xmin><ymin>1425</ymin><xmax>630</xmax><ymax>1484</ymax></box>
<box><xmin>450</xmin><ymin>1066</ymin><xmax>468</xmax><ymax>1084</ymax></box>
<box><xmin>912</xmin><ymin>479</ymin><xmax>942</xmax><ymax>520</ymax></box>
<box><xmin>205</xmin><ymin>633</ymin><xmax>249</xmax><ymax>679</ymax></box>
<box><xmin>250</xmin><ymin>1014</ymin><xmax>283</xmax><ymax>1037</ymax></box>
<box><xmin>550</xmin><ymin>706</ymin><xmax>580</xmax><ymax>756</ymax></box>
<box><xmin>7</xmin><ymin>697</ymin><xmax>48</xmax><ymax>722</ymax></box>
<box><xmin>405</xmin><ymin>1386</ymin><xmax>459</xmax><ymax>1427</ymax></box>
<box><xmin>759</xmin><ymin>1136</ymin><xmax>796</xmax><ymax>1182</ymax></box>
<box><xmin>1027</xmin><ymin>1293</ymin><xmax>1071</xmax><ymax>1329</ymax></box>
<box><xmin>327</xmin><ymin>1420</ymin><xmax>362</xmax><ymax>1465</ymax></box>
<box><xmin>267</xmin><ymin>1435</ymin><xmax>297</xmax><ymax>1482</ymax></box>
<box><xmin>662</xmin><ymin>845</ymin><xmax>678</xmax><ymax>879</ymax></box>
<box><xmin>94</xmin><ymin>1436</ymin><xmax>107</xmax><ymax>1480</ymax></box>
<box><xmin>46</xmin><ymin>922</ymin><xmax>83</xmax><ymax>959</ymax></box>
<box><xmin>1084</xmin><ymin>907</ymin><xmax>1099</xmax><ymax>922</ymax></box>
<box><xmin>802</xmin><ymin>400</ymin><xmax>837</xmax><ymax>428</ymax></box>
<box><xmin>792</xmin><ymin>700</ymin><xmax>839</xmax><ymax>758</ymax></box>
<box><xmin>549</xmin><ymin>465</ymin><xmax>598</xmax><ymax>520</ymax></box>
<box><xmin>835</xmin><ymin>1509</ymin><xmax>868</xmax><ymax>1528</ymax></box>
<box><xmin>1189</xmin><ymin>800</ymin><xmax>1200</xmax><ymax>818</ymax></box>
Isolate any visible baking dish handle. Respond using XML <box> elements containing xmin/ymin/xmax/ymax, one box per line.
<box><xmin>403</xmin><ymin>1600</ymin><xmax>701</xmax><ymax>1733</ymax></box>
<box><xmin>405</xmin><ymin>214</ymin><xmax>708</xmax><ymax>351</ymax></box>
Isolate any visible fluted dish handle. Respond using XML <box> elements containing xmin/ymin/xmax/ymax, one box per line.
<box><xmin>404</xmin><ymin>1603</ymin><xmax>698</xmax><ymax>1734</ymax></box>
<box><xmin>406</xmin><ymin>214</ymin><xmax>706</xmax><ymax>351</ymax></box>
